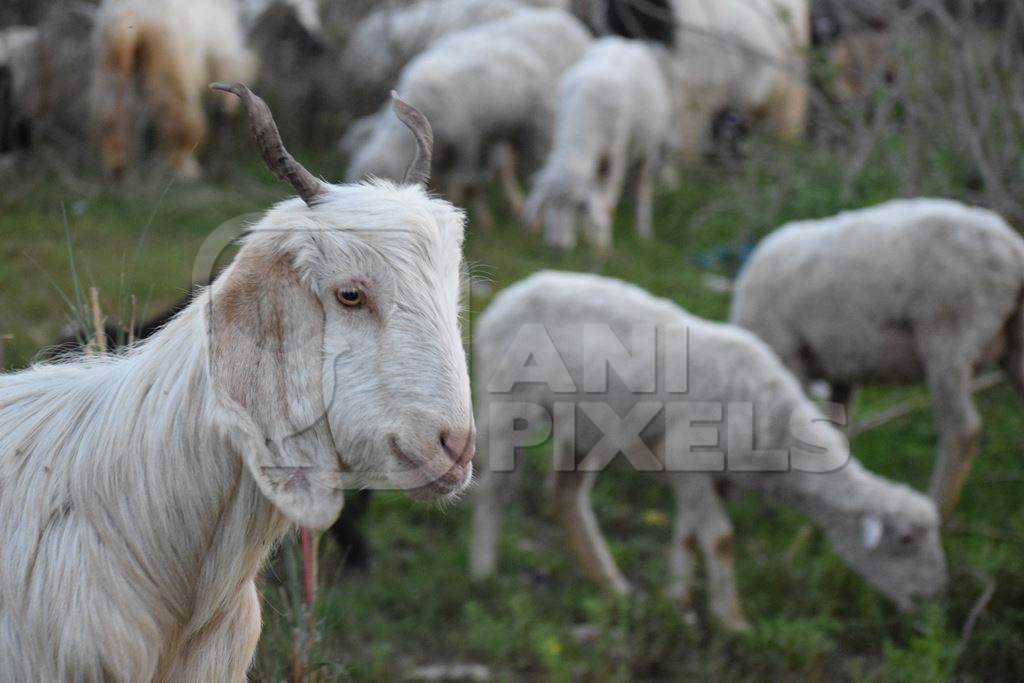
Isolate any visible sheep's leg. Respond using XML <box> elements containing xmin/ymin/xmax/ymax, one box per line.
<box><xmin>554</xmin><ymin>454</ymin><xmax>631</xmax><ymax>594</ymax></box>
<box><xmin>666</xmin><ymin>474</ymin><xmax>700</xmax><ymax>609</ymax></box>
<box><xmin>470</xmin><ymin>460</ymin><xmax>514</xmax><ymax>579</ymax></box>
<box><xmin>926</xmin><ymin>361</ymin><xmax>982</xmax><ymax>522</ymax></box>
<box><xmin>761</xmin><ymin>81</ymin><xmax>808</xmax><ymax>143</ymax></box>
<box><xmin>829</xmin><ymin>382</ymin><xmax>859</xmax><ymax>431</ymax></box>
<box><xmin>1002</xmin><ymin>348</ymin><xmax>1024</xmax><ymax>398</ymax></box>
<box><xmin>167</xmin><ymin>95</ymin><xmax>206</xmax><ymax>179</ymax></box>
<box><xmin>667</xmin><ymin>472</ymin><xmax>749</xmax><ymax>632</ymax></box>
<box><xmin>493</xmin><ymin>141</ymin><xmax>526</xmax><ymax>219</ymax></box>
<box><xmin>94</xmin><ymin>23</ymin><xmax>141</xmax><ymax>179</ymax></box>
<box><xmin>470</xmin><ymin>405</ymin><xmax>521</xmax><ymax>578</ymax></box>
<box><xmin>149</xmin><ymin>83</ymin><xmax>206</xmax><ymax>180</ymax></box>
<box><xmin>447</xmin><ymin>178</ymin><xmax>466</xmax><ymax>205</ymax></box>
<box><xmin>582</xmin><ymin>140</ymin><xmax>630</xmax><ymax>254</ymax></box>
<box><xmin>472</xmin><ymin>189</ymin><xmax>496</xmax><ymax>233</ymax></box>
<box><xmin>634</xmin><ymin>152</ymin><xmax>659</xmax><ymax>241</ymax></box>
<box><xmin>450</xmin><ymin>176</ymin><xmax>495</xmax><ymax>233</ymax></box>
<box><xmin>451</xmin><ymin>151</ymin><xmax>495</xmax><ymax>233</ymax></box>
<box><xmin>1000</xmin><ymin>305</ymin><xmax>1024</xmax><ymax>399</ymax></box>
<box><xmin>601</xmin><ymin>139</ymin><xmax>630</xmax><ymax>216</ymax></box>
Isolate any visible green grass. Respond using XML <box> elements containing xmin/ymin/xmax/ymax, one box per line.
<box><xmin>1</xmin><ymin>137</ymin><xmax>1022</xmax><ymax>681</ymax></box>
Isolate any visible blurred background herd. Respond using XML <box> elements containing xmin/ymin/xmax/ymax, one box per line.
<box><xmin>2</xmin><ymin>0</ymin><xmax>1024</xmax><ymax>680</ymax></box>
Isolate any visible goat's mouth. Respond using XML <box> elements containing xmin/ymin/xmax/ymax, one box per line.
<box><xmin>387</xmin><ymin>436</ymin><xmax>472</xmax><ymax>500</ymax></box>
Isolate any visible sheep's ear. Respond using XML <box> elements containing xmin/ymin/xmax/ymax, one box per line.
<box><xmin>208</xmin><ymin>248</ymin><xmax>345</xmax><ymax>529</ymax></box>
<box><xmin>860</xmin><ymin>515</ymin><xmax>884</xmax><ymax>550</ymax></box>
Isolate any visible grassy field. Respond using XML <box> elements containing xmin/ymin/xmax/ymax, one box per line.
<box><xmin>1</xmin><ymin>139</ymin><xmax>1022</xmax><ymax>681</ymax></box>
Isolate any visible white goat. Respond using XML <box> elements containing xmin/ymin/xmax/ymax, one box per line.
<box><xmin>471</xmin><ymin>271</ymin><xmax>946</xmax><ymax>631</ymax></box>
<box><xmin>91</xmin><ymin>0</ymin><xmax>257</xmax><ymax>178</ymax></box>
<box><xmin>0</xmin><ymin>86</ymin><xmax>474</xmax><ymax>680</ymax></box>
<box><xmin>347</xmin><ymin>7</ymin><xmax>592</xmax><ymax>224</ymax></box>
<box><xmin>731</xmin><ymin>198</ymin><xmax>1024</xmax><ymax>520</ymax></box>
<box><xmin>664</xmin><ymin>0</ymin><xmax>810</xmax><ymax>156</ymax></box>
<box><xmin>523</xmin><ymin>37</ymin><xmax>672</xmax><ymax>254</ymax></box>
<box><xmin>341</xmin><ymin>0</ymin><xmax>568</xmax><ymax>112</ymax></box>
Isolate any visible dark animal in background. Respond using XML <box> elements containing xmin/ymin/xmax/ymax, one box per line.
<box><xmin>0</xmin><ymin>64</ymin><xmax>28</xmax><ymax>153</ymax></box>
<box><xmin>0</xmin><ymin>26</ymin><xmax>37</xmax><ymax>155</ymax></box>
<box><xmin>605</xmin><ymin>0</ymin><xmax>675</xmax><ymax>47</ymax></box>
<box><xmin>51</xmin><ymin>288</ymin><xmax>374</xmax><ymax>572</ymax></box>
<box><xmin>811</xmin><ymin>0</ymin><xmax>891</xmax><ymax>46</ymax></box>
<box><xmin>708</xmin><ymin>109</ymin><xmax>749</xmax><ymax>163</ymax></box>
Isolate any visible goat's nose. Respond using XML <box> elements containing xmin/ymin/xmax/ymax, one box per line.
<box><xmin>440</xmin><ymin>428</ymin><xmax>475</xmax><ymax>467</ymax></box>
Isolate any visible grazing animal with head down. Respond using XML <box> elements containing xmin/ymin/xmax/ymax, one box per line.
<box><xmin>470</xmin><ymin>271</ymin><xmax>946</xmax><ymax>631</ymax></box>
<box><xmin>340</xmin><ymin>0</ymin><xmax>539</xmax><ymax>114</ymax></box>
<box><xmin>91</xmin><ymin>0</ymin><xmax>257</xmax><ymax>178</ymax></box>
<box><xmin>0</xmin><ymin>84</ymin><xmax>474</xmax><ymax>680</ymax></box>
<box><xmin>731</xmin><ymin>198</ymin><xmax>1024</xmax><ymax>520</ymax></box>
<box><xmin>346</xmin><ymin>7</ymin><xmax>592</xmax><ymax>225</ymax></box>
<box><xmin>524</xmin><ymin>37</ymin><xmax>672</xmax><ymax>253</ymax></box>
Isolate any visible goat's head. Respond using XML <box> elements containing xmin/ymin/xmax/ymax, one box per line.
<box><xmin>208</xmin><ymin>83</ymin><xmax>471</xmax><ymax>528</ymax></box>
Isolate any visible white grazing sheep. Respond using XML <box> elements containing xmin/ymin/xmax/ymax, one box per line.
<box><xmin>91</xmin><ymin>0</ymin><xmax>257</xmax><ymax>178</ymax></box>
<box><xmin>340</xmin><ymin>0</ymin><xmax>568</xmax><ymax>113</ymax></box>
<box><xmin>664</xmin><ymin>0</ymin><xmax>810</xmax><ymax>157</ymax></box>
<box><xmin>0</xmin><ymin>26</ymin><xmax>38</xmax><ymax>153</ymax></box>
<box><xmin>471</xmin><ymin>271</ymin><xmax>946</xmax><ymax>631</ymax></box>
<box><xmin>730</xmin><ymin>198</ymin><xmax>1024</xmax><ymax>520</ymax></box>
<box><xmin>0</xmin><ymin>85</ymin><xmax>474</xmax><ymax>680</ymax></box>
<box><xmin>523</xmin><ymin>37</ymin><xmax>672</xmax><ymax>253</ymax></box>
<box><xmin>347</xmin><ymin>7</ymin><xmax>592</xmax><ymax>223</ymax></box>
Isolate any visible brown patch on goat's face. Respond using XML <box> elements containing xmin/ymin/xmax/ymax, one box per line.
<box><xmin>713</xmin><ymin>533</ymin><xmax>734</xmax><ymax>560</ymax></box>
<box><xmin>684</xmin><ymin>535</ymin><xmax>699</xmax><ymax>556</ymax></box>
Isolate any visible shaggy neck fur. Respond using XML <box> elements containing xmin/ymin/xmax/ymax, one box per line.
<box><xmin>0</xmin><ymin>295</ymin><xmax>287</xmax><ymax>681</ymax></box>
<box><xmin>731</xmin><ymin>370</ymin><xmax>918</xmax><ymax>524</ymax></box>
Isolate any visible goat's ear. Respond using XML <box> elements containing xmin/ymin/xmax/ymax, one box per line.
<box><xmin>208</xmin><ymin>249</ymin><xmax>345</xmax><ymax>528</ymax></box>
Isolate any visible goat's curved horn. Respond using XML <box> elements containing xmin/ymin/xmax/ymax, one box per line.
<box><xmin>391</xmin><ymin>91</ymin><xmax>433</xmax><ymax>186</ymax></box>
<box><xmin>210</xmin><ymin>82</ymin><xmax>324</xmax><ymax>205</ymax></box>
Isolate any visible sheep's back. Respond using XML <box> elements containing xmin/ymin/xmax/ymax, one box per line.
<box><xmin>733</xmin><ymin>199</ymin><xmax>1024</xmax><ymax>381</ymax></box>
<box><xmin>475</xmin><ymin>271</ymin><xmax>812</xmax><ymax>455</ymax></box>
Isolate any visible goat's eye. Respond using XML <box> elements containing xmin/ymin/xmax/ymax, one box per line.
<box><xmin>336</xmin><ymin>289</ymin><xmax>364</xmax><ymax>308</ymax></box>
